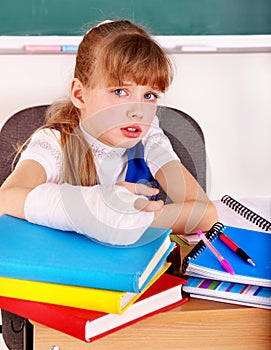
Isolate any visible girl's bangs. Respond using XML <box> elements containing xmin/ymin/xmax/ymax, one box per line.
<box><xmin>94</xmin><ymin>35</ymin><xmax>173</xmax><ymax>91</ymax></box>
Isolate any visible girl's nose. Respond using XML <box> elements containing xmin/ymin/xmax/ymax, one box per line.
<box><xmin>127</xmin><ymin>103</ymin><xmax>144</xmax><ymax>119</ymax></box>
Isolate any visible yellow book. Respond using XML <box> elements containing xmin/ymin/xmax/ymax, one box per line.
<box><xmin>0</xmin><ymin>263</ymin><xmax>170</xmax><ymax>314</ymax></box>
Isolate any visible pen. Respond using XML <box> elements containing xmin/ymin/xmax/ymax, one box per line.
<box><xmin>218</xmin><ymin>232</ymin><xmax>255</xmax><ymax>266</ymax></box>
<box><xmin>196</xmin><ymin>230</ymin><xmax>235</xmax><ymax>275</ymax></box>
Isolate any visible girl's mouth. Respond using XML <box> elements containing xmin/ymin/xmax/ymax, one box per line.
<box><xmin>120</xmin><ymin>125</ymin><xmax>142</xmax><ymax>138</ymax></box>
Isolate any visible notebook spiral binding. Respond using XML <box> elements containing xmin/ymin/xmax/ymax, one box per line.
<box><xmin>181</xmin><ymin>222</ymin><xmax>224</xmax><ymax>273</ymax></box>
<box><xmin>221</xmin><ymin>195</ymin><xmax>271</xmax><ymax>232</ymax></box>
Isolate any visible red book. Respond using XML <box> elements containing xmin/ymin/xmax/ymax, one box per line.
<box><xmin>0</xmin><ymin>274</ymin><xmax>188</xmax><ymax>342</ymax></box>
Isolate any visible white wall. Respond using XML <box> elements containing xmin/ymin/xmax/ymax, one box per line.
<box><xmin>0</xmin><ymin>52</ymin><xmax>270</xmax><ymax>200</ymax></box>
<box><xmin>161</xmin><ymin>53</ymin><xmax>271</xmax><ymax>199</ymax></box>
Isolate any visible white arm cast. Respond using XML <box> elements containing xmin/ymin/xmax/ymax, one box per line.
<box><xmin>24</xmin><ymin>183</ymin><xmax>154</xmax><ymax>245</ymax></box>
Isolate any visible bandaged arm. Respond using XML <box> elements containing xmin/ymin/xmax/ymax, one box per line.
<box><xmin>24</xmin><ymin>183</ymin><xmax>154</xmax><ymax>245</ymax></box>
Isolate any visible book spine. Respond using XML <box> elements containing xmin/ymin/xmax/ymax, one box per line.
<box><xmin>0</xmin><ymin>276</ymin><xmax>123</xmax><ymax>313</ymax></box>
<box><xmin>0</xmin><ymin>263</ymin><xmax>136</xmax><ymax>292</ymax></box>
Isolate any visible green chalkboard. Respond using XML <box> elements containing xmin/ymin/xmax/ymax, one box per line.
<box><xmin>1</xmin><ymin>0</ymin><xmax>271</xmax><ymax>36</ymax></box>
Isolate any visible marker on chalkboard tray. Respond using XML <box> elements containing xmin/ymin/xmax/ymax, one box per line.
<box><xmin>61</xmin><ymin>45</ymin><xmax>78</xmax><ymax>53</ymax></box>
<box><xmin>24</xmin><ymin>45</ymin><xmax>62</xmax><ymax>53</ymax></box>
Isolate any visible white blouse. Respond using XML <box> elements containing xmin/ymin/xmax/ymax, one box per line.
<box><xmin>18</xmin><ymin>116</ymin><xmax>180</xmax><ymax>184</ymax></box>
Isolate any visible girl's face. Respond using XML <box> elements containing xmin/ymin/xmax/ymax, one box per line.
<box><xmin>72</xmin><ymin>80</ymin><xmax>161</xmax><ymax>148</ymax></box>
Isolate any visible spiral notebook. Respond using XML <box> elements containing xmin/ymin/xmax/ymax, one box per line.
<box><xmin>183</xmin><ymin>276</ymin><xmax>271</xmax><ymax>309</ymax></box>
<box><xmin>176</xmin><ymin>195</ymin><xmax>271</xmax><ymax>245</ymax></box>
<box><xmin>182</xmin><ymin>223</ymin><xmax>271</xmax><ymax>287</ymax></box>
<box><xmin>216</xmin><ymin>195</ymin><xmax>271</xmax><ymax>232</ymax></box>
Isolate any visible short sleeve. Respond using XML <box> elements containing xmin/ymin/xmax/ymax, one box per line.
<box><xmin>17</xmin><ymin>129</ymin><xmax>62</xmax><ymax>183</ymax></box>
<box><xmin>143</xmin><ymin>117</ymin><xmax>180</xmax><ymax>176</ymax></box>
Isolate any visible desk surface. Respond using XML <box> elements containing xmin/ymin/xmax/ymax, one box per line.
<box><xmin>33</xmin><ymin>298</ymin><xmax>271</xmax><ymax>350</ymax></box>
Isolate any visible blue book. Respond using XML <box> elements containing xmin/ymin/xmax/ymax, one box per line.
<box><xmin>183</xmin><ymin>276</ymin><xmax>271</xmax><ymax>309</ymax></box>
<box><xmin>182</xmin><ymin>223</ymin><xmax>271</xmax><ymax>287</ymax></box>
<box><xmin>0</xmin><ymin>215</ymin><xmax>174</xmax><ymax>293</ymax></box>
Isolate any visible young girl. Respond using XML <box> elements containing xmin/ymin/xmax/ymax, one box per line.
<box><xmin>0</xmin><ymin>20</ymin><xmax>217</xmax><ymax>246</ymax></box>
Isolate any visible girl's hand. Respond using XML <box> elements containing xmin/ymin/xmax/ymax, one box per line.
<box><xmin>116</xmin><ymin>181</ymin><xmax>158</xmax><ymax>197</ymax></box>
<box><xmin>116</xmin><ymin>181</ymin><xmax>164</xmax><ymax>212</ymax></box>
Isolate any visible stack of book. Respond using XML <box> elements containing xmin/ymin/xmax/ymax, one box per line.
<box><xmin>0</xmin><ymin>215</ymin><xmax>188</xmax><ymax>342</ymax></box>
<box><xmin>181</xmin><ymin>223</ymin><xmax>271</xmax><ymax>309</ymax></box>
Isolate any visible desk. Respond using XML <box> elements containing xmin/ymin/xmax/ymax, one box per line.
<box><xmin>32</xmin><ymin>298</ymin><xmax>271</xmax><ymax>350</ymax></box>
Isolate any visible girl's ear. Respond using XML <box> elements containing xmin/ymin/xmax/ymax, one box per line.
<box><xmin>70</xmin><ymin>78</ymin><xmax>85</xmax><ymax>109</ymax></box>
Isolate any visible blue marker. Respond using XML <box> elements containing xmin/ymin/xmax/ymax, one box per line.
<box><xmin>61</xmin><ymin>45</ymin><xmax>78</xmax><ymax>53</ymax></box>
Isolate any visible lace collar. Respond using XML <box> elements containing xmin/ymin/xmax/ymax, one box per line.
<box><xmin>79</xmin><ymin>122</ymin><xmax>126</xmax><ymax>160</ymax></box>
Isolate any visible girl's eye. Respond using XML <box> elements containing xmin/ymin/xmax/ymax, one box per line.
<box><xmin>114</xmin><ymin>89</ymin><xmax>127</xmax><ymax>97</ymax></box>
<box><xmin>144</xmin><ymin>92</ymin><xmax>159</xmax><ymax>101</ymax></box>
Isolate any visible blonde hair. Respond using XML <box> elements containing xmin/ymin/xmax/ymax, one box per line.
<box><xmin>23</xmin><ymin>20</ymin><xmax>173</xmax><ymax>186</ymax></box>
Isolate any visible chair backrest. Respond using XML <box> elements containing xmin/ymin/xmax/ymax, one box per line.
<box><xmin>157</xmin><ymin>106</ymin><xmax>206</xmax><ymax>191</ymax></box>
<box><xmin>0</xmin><ymin>105</ymin><xmax>206</xmax><ymax>191</ymax></box>
<box><xmin>0</xmin><ymin>105</ymin><xmax>48</xmax><ymax>185</ymax></box>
